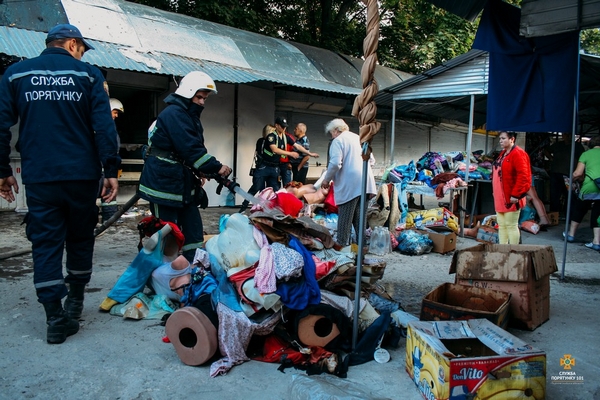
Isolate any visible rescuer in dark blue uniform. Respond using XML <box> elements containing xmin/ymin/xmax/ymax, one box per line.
<box><xmin>0</xmin><ymin>24</ymin><xmax>121</xmax><ymax>344</ymax></box>
<box><xmin>138</xmin><ymin>71</ymin><xmax>232</xmax><ymax>262</ymax></box>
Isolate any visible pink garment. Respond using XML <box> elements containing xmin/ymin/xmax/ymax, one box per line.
<box><xmin>210</xmin><ymin>302</ymin><xmax>281</xmax><ymax>377</ymax></box>
<box><xmin>442</xmin><ymin>177</ymin><xmax>466</xmax><ymax>195</ymax></box>
<box><xmin>252</xmin><ymin>227</ymin><xmax>277</xmax><ymax>293</ymax></box>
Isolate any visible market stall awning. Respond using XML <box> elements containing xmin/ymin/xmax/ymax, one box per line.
<box><xmin>0</xmin><ymin>0</ymin><xmax>406</xmax><ymax>95</ymax></box>
<box><xmin>426</xmin><ymin>0</ymin><xmax>600</xmax><ymax>37</ymax></box>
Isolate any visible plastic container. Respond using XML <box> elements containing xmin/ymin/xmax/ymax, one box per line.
<box><xmin>368</xmin><ymin>226</ymin><xmax>391</xmax><ymax>256</ymax></box>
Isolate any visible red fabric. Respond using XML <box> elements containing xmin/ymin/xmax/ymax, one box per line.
<box><xmin>253</xmin><ymin>334</ymin><xmax>306</xmax><ymax>364</ymax></box>
<box><xmin>313</xmin><ymin>255</ymin><xmax>337</xmax><ymax>280</ymax></box>
<box><xmin>324</xmin><ymin>182</ymin><xmax>338</xmax><ymax>214</ymax></box>
<box><xmin>274</xmin><ymin>192</ymin><xmax>303</xmax><ymax>217</ymax></box>
<box><xmin>137</xmin><ymin>216</ymin><xmax>185</xmax><ymax>250</ymax></box>
<box><xmin>493</xmin><ymin>145</ymin><xmax>531</xmax><ymax>211</ymax></box>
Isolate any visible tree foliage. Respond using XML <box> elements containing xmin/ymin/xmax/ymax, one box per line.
<box><xmin>127</xmin><ymin>1</ymin><xmax>599</xmax><ymax>75</ymax></box>
<box><xmin>379</xmin><ymin>0</ymin><xmax>477</xmax><ymax>73</ymax></box>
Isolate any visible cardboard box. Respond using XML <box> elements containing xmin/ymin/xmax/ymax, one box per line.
<box><xmin>406</xmin><ymin>319</ymin><xmax>546</xmax><ymax>400</ymax></box>
<box><xmin>416</xmin><ymin>227</ymin><xmax>457</xmax><ymax>254</ymax></box>
<box><xmin>547</xmin><ymin>211</ymin><xmax>559</xmax><ymax>226</ymax></box>
<box><xmin>476</xmin><ymin>226</ymin><xmax>499</xmax><ymax>244</ymax></box>
<box><xmin>420</xmin><ymin>283</ymin><xmax>511</xmax><ymax>328</ymax></box>
<box><xmin>449</xmin><ymin>244</ymin><xmax>558</xmax><ymax>330</ymax></box>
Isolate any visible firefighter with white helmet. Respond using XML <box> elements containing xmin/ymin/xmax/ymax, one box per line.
<box><xmin>138</xmin><ymin>71</ymin><xmax>231</xmax><ymax>262</ymax></box>
<box><xmin>109</xmin><ymin>98</ymin><xmax>124</xmax><ymax>120</ymax></box>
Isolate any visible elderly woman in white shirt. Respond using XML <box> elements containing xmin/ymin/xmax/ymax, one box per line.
<box><xmin>319</xmin><ymin>118</ymin><xmax>376</xmax><ymax>246</ymax></box>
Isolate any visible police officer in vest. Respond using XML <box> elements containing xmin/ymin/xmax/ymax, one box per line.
<box><xmin>0</xmin><ymin>24</ymin><xmax>121</xmax><ymax>344</ymax></box>
<box><xmin>139</xmin><ymin>71</ymin><xmax>232</xmax><ymax>262</ymax></box>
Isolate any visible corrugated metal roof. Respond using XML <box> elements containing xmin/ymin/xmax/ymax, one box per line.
<box><xmin>375</xmin><ymin>48</ymin><xmax>600</xmax><ymax>130</ymax></box>
<box><xmin>374</xmin><ymin>50</ymin><xmax>489</xmax><ymax>126</ymax></box>
<box><xmin>520</xmin><ymin>0</ymin><xmax>600</xmax><ymax>37</ymax></box>
<box><xmin>0</xmin><ymin>25</ymin><xmax>361</xmax><ymax>94</ymax></box>
<box><xmin>426</xmin><ymin>0</ymin><xmax>600</xmax><ymax>37</ymax></box>
<box><xmin>0</xmin><ymin>0</ymin><xmax>400</xmax><ymax>95</ymax></box>
<box><xmin>375</xmin><ymin>50</ymin><xmax>487</xmax><ymax>105</ymax></box>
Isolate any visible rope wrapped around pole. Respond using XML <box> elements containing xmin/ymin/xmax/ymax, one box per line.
<box><xmin>352</xmin><ymin>0</ymin><xmax>381</xmax><ymax>160</ymax></box>
<box><xmin>351</xmin><ymin>0</ymin><xmax>380</xmax><ymax>351</ymax></box>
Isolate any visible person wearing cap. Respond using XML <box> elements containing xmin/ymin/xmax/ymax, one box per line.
<box><xmin>138</xmin><ymin>71</ymin><xmax>232</xmax><ymax>262</ymax></box>
<box><xmin>99</xmin><ymin>98</ymin><xmax>125</xmax><ymax>223</ymax></box>
<box><xmin>0</xmin><ymin>23</ymin><xmax>121</xmax><ymax>344</ymax></box>
<box><xmin>273</xmin><ymin>117</ymin><xmax>316</xmax><ymax>187</ymax></box>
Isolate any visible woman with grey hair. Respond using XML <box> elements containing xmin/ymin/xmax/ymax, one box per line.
<box><xmin>319</xmin><ymin>118</ymin><xmax>376</xmax><ymax>246</ymax></box>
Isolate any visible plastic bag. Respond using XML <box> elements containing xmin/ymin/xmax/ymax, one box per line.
<box><xmin>395</xmin><ymin>230</ymin><xmax>433</xmax><ymax>256</ymax></box>
<box><xmin>518</xmin><ymin>205</ymin><xmax>536</xmax><ymax>224</ymax></box>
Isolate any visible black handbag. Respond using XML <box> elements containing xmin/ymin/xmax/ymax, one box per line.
<box><xmin>249</xmin><ymin>139</ymin><xmax>265</xmax><ymax>176</ymax></box>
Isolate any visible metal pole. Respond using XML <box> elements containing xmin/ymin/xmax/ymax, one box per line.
<box><xmin>561</xmin><ymin>35</ymin><xmax>581</xmax><ymax>280</ymax></box>
<box><xmin>352</xmin><ymin>142</ymin><xmax>369</xmax><ymax>350</ymax></box>
<box><xmin>460</xmin><ymin>95</ymin><xmax>475</xmax><ymax>237</ymax></box>
<box><xmin>390</xmin><ymin>99</ymin><xmax>397</xmax><ymax>164</ymax></box>
<box><xmin>561</xmin><ymin>98</ymin><xmax>579</xmax><ymax>280</ymax></box>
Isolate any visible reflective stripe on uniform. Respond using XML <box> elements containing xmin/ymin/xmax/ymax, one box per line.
<box><xmin>66</xmin><ymin>268</ymin><xmax>93</xmax><ymax>275</ymax></box>
<box><xmin>193</xmin><ymin>154</ymin><xmax>213</xmax><ymax>170</ymax></box>
<box><xmin>182</xmin><ymin>242</ymin><xmax>203</xmax><ymax>253</ymax></box>
<box><xmin>35</xmin><ymin>279</ymin><xmax>65</xmax><ymax>289</ymax></box>
<box><xmin>139</xmin><ymin>184</ymin><xmax>183</xmax><ymax>202</ymax></box>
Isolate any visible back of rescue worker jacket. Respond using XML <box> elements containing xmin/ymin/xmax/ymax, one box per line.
<box><xmin>138</xmin><ymin>94</ymin><xmax>223</xmax><ymax>207</ymax></box>
<box><xmin>0</xmin><ymin>47</ymin><xmax>121</xmax><ymax>183</ymax></box>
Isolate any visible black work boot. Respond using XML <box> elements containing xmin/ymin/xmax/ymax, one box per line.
<box><xmin>64</xmin><ymin>283</ymin><xmax>86</xmax><ymax>320</ymax></box>
<box><xmin>43</xmin><ymin>301</ymin><xmax>80</xmax><ymax>344</ymax></box>
<box><xmin>239</xmin><ymin>200</ymin><xmax>249</xmax><ymax>213</ymax></box>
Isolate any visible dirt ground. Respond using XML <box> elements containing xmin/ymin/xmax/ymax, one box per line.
<box><xmin>0</xmin><ymin>204</ymin><xmax>599</xmax><ymax>400</ymax></box>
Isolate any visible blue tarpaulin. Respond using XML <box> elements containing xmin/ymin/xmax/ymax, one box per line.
<box><xmin>472</xmin><ymin>0</ymin><xmax>579</xmax><ymax>132</ymax></box>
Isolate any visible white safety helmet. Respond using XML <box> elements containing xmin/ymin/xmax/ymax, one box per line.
<box><xmin>110</xmin><ymin>98</ymin><xmax>124</xmax><ymax>113</ymax></box>
<box><xmin>174</xmin><ymin>71</ymin><xmax>218</xmax><ymax>98</ymax></box>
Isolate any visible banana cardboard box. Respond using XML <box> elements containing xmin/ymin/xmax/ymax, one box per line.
<box><xmin>406</xmin><ymin>207</ymin><xmax>459</xmax><ymax>233</ymax></box>
<box><xmin>406</xmin><ymin>319</ymin><xmax>546</xmax><ymax>400</ymax></box>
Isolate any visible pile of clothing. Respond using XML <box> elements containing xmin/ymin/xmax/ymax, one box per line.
<box><xmin>101</xmin><ymin>191</ymin><xmax>405</xmax><ymax>378</ymax></box>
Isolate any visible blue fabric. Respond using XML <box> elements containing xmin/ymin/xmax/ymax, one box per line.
<box><xmin>180</xmin><ymin>267</ymin><xmax>218</xmax><ymax>306</ymax></box>
<box><xmin>393</xmin><ymin>160</ymin><xmax>417</xmax><ymax>224</ymax></box>
<box><xmin>275</xmin><ymin>236</ymin><xmax>321</xmax><ymax>310</ymax></box>
<box><xmin>107</xmin><ymin>231</ymin><xmax>166</xmax><ymax>303</ymax></box>
<box><xmin>209</xmin><ymin>253</ymin><xmax>243</xmax><ymax>312</ymax></box>
<box><xmin>348</xmin><ymin>312</ymin><xmax>392</xmax><ymax>366</ymax></box>
<box><xmin>472</xmin><ymin>0</ymin><xmax>579</xmax><ymax>132</ymax></box>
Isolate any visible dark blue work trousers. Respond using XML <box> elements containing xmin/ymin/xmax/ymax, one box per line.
<box><xmin>25</xmin><ymin>180</ymin><xmax>99</xmax><ymax>304</ymax></box>
<box><xmin>252</xmin><ymin>165</ymin><xmax>280</xmax><ymax>193</ymax></box>
<box><xmin>150</xmin><ymin>202</ymin><xmax>204</xmax><ymax>262</ymax></box>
